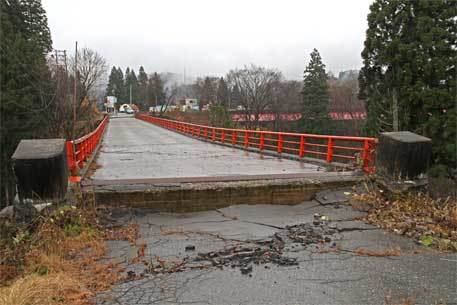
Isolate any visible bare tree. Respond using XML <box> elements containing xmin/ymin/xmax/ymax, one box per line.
<box><xmin>270</xmin><ymin>80</ymin><xmax>302</xmax><ymax>131</ymax></box>
<box><xmin>68</xmin><ymin>47</ymin><xmax>108</xmax><ymax>132</ymax></box>
<box><xmin>329</xmin><ymin>77</ymin><xmax>366</xmax><ymax>135</ymax></box>
<box><xmin>227</xmin><ymin>65</ymin><xmax>282</xmax><ymax>129</ymax></box>
<box><xmin>70</xmin><ymin>47</ymin><xmax>108</xmax><ymax>98</ymax></box>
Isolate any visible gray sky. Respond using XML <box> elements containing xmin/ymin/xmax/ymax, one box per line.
<box><xmin>42</xmin><ymin>0</ymin><xmax>372</xmax><ymax>80</ymax></box>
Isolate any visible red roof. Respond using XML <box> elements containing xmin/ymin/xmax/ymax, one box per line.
<box><xmin>232</xmin><ymin>112</ymin><xmax>366</xmax><ymax>122</ymax></box>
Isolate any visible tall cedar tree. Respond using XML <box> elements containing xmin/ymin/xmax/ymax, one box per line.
<box><xmin>301</xmin><ymin>49</ymin><xmax>330</xmax><ymax>134</ymax></box>
<box><xmin>359</xmin><ymin>0</ymin><xmax>456</xmax><ymax>172</ymax></box>
<box><xmin>106</xmin><ymin>66</ymin><xmax>125</xmax><ymax>102</ymax></box>
<box><xmin>137</xmin><ymin>66</ymin><xmax>148</xmax><ymax>108</ymax></box>
<box><xmin>216</xmin><ymin>77</ymin><xmax>230</xmax><ymax>109</ymax></box>
<box><xmin>123</xmin><ymin>68</ymin><xmax>139</xmax><ymax>103</ymax></box>
<box><xmin>0</xmin><ymin>0</ymin><xmax>53</xmax><ymax>205</ymax></box>
<box><xmin>148</xmin><ymin>73</ymin><xmax>165</xmax><ymax>108</ymax></box>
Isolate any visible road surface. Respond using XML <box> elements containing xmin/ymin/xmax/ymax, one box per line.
<box><xmin>92</xmin><ymin>116</ymin><xmax>323</xmax><ymax>180</ymax></box>
<box><xmin>96</xmin><ymin>190</ymin><xmax>457</xmax><ymax>305</ymax></box>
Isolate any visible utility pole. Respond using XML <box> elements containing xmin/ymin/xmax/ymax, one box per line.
<box><xmin>129</xmin><ymin>84</ymin><xmax>132</xmax><ymax>104</ymax></box>
<box><xmin>155</xmin><ymin>93</ymin><xmax>158</xmax><ymax>113</ymax></box>
<box><xmin>73</xmin><ymin>41</ymin><xmax>78</xmax><ymax>140</ymax></box>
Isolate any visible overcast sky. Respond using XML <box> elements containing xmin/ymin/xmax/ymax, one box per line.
<box><xmin>42</xmin><ymin>0</ymin><xmax>373</xmax><ymax>80</ymax></box>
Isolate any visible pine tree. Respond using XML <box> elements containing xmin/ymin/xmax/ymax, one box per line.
<box><xmin>137</xmin><ymin>66</ymin><xmax>148</xmax><ymax>108</ymax></box>
<box><xmin>359</xmin><ymin>0</ymin><xmax>457</xmax><ymax>173</ymax></box>
<box><xmin>106</xmin><ymin>66</ymin><xmax>125</xmax><ymax>103</ymax></box>
<box><xmin>106</xmin><ymin>66</ymin><xmax>118</xmax><ymax>96</ymax></box>
<box><xmin>216</xmin><ymin>77</ymin><xmax>229</xmax><ymax>109</ymax></box>
<box><xmin>0</xmin><ymin>0</ymin><xmax>53</xmax><ymax>205</ymax></box>
<box><xmin>124</xmin><ymin>67</ymin><xmax>140</xmax><ymax>103</ymax></box>
<box><xmin>148</xmin><ymin>72</ymin><xmax>165</xmax><ymax>108</ymax></box>
<box><xmin>116</xmin><ymin>67</ymin><xmax>125</xmax><ymax>102</ymax></box>
<box><xmin>301</xmin><ymin>48</ymin><xmax>330</xmax><ymax>134</ymax></box>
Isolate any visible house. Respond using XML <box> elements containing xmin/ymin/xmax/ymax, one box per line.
<box><xmin>105</xmin><ymin>96</ymin><xmax>116</xmax><ymax>113</ymax></box>
<box><xmin>179</xmin><ymin>98</ymin><xmax>199</xmax><ymax>111</ymax></box>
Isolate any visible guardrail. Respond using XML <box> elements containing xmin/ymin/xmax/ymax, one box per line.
<box><xmin>66</xmin><ymin>115</ymin><xmax>109</xmax><ymax>179</ymax></box>
<box><xmin>136</xmin><ymin>114</ymin><xmax>377</xmax><ymax>173</ymax></box>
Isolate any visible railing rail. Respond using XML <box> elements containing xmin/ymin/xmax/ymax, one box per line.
<box><xmin>136</xmin><ymin>114</ymin><xmax>377</xmax><ymax>173</ymax></box>
<box><xmin>66</xmin><ymin>115</ymin><xmax>109</xmax><ymax>176</ymax></box>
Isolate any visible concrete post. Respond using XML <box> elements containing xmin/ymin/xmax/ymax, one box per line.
<box><xmin>376</xmin><ymin>131</ymin><xmax>431</xmax><ymax>192</ymax></box>
<box><xmin>12</xmin><ymin>139</ymin><xmax>68</xmax><ymax>204</ymax></box>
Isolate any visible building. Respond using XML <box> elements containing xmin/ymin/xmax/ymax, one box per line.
<box><xmin>179</xmin><ymin>98</ymin><xmax>199</xmax><ymax>111</ymax></box>
<box><xmin>105</xmin><ymin>96</ymin><xmax>116</xmax><ymax>113</ymax></box>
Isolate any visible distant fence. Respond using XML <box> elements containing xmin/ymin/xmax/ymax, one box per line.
<box><xmin>136</xmin><ymin>114</ymin><xmax>377</xmax><ymax>173</ymax></box>
<box><xmin>66</xmin><ymin>115</ymin><xmax>109</xmax><ymax>179</ymax></box>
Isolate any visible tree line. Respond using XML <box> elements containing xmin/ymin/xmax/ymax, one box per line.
<box><xmin>106</xmin><ymin>66</ymin><xmax>167</xmax><ymax>109</ymax></box>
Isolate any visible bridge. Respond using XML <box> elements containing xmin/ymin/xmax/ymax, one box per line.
<box><xmin>12</xmin><ymin>113</ymin><xmax>430</xmax><ymax>212</ymax></box>
<box><xmin>54</xmin><ymin>114</ymin><xmax>377</xmax><ymax>211</ymax></box>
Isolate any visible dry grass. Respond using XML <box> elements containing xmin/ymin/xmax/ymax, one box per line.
<box><xmin>0</xmin><ymin>273</ymin><xmax>82</xmax><ymax>305</ymax></box>
<box><xmin>104</xmin><ymin>223</ymin><xmax>138</xmax><ymax>245</ymax></box>
<box><xmin>0</xmin><ymin>204</ymin><xmax>135</xmax><ymax>305</ymax></box>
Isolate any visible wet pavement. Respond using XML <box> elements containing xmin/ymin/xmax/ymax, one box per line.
<box><xmin>92</xmin><ymin>116</ymin><xmax>323</xmax><ymax>180</ymax></box>
<box><xmin>96</xmin><ymin>190</ymin><xmax>457</xmax><ymax>305</ymax></box>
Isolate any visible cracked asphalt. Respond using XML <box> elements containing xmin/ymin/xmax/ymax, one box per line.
<box><xmin>96</xmin><ymin>190</ymin><xmax>457</xmax><ymax>305</ymax></box>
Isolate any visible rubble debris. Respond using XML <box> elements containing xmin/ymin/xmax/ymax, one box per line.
<box><xmin>240</xmin><ymin>265</ymin><xmax>252</xmax><ymax>274</ymax></box>
<box><xmin>185</xmin><ymin>245</ymin><xmax>196</xmax><ymax>251</ymax></box>
<box><xmin>316</xmin><ymin>189</ymin><xmax>350</xmax><ymax>205</ymax></box>
<box><xmin>141</xmin><ymin>222</ymin><xmax>341</xmax><ymax>276</ymax></box>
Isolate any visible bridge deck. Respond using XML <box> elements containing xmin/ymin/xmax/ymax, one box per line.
<box><xmin>91</xmin><ymin>116</ymin><xmax>323</xmax><ymax>181</ymax></box>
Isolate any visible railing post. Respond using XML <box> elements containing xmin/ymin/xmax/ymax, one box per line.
<box><xmin>260</xmin><ymin>133</ymin><xmax>264</xmax><ymax>151</ymax></box>
<box><xmin>362</xmin><ymin>139</ymin><xmax>370</xmax><ymax>172</ymax></box>
<box><xmin>326</xmin><ymin>138</ymin><xmax>333</xmax><ymax>163</ymax></box>
<box><xmin>204</xmin><ymin>127</ymin><xmax>208</xmax><ymax>138</ymax></box>
<box><xmin>221</xmin><ymin>130</ymin><xmax>225</xmax><ymax>143</ymax></box>
<box><xmin>66</xmin><ymin>141</ymin><xmax>76</xmax><ymax>173</ymax></box>
<box><xmin>244</xmin><ymin>131</ymin><xmax>249</xmax><ymax>147</ymax></box>
<box><xmin>299</xmin><ymin>136</ymin><xmax>305</xmax><ymax>158</ymax></box>
<box><xmin>232</xmin><ymin>131</ymin><xmax>237</xmax><ymax>145</ymax></box>
<box><xmin>212</xmin><ymin>128</ymin><xmax>216</xmax><ymax>141</ymax></box>
<box><xmin>277</xmin><ymin>134</ymin><xmax>283</xmax><ymax>153</ymax></box>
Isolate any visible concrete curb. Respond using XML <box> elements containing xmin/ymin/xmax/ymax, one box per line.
<box><xmin>83</xmin><ymin>172</ymin><xmax>363</xmax><ymax>212</ymax></box>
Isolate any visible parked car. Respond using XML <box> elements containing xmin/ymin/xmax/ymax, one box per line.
<box><xmin>126</xmin><ymin>108</ymin><xmax>134</xmax><ymax>114</ymax></box>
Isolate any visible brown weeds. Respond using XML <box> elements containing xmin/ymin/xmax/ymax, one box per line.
<box><xmin>0</xmin><ymin>204</ymin><xmax>136</xmax><ymax>305</ymax></box>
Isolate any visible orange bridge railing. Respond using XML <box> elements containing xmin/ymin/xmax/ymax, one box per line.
<box><xmin>136</xmin><ymin>114</ymin><xmax>377</xmax><ymax>173</ymax></box>
<box><xmin>66</xmin><ymin>115</ymin><xmax>109</xmax><ymax>179</ymax></box>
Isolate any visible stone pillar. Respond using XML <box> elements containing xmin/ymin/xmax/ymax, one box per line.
<box><xmin>12</xmin><ymin>139</ymin><xmax>68</xmax><ymax>203</ymax></box>
<box><xmin>376</xmin><ymin>131</ymin><xmax>431</xmax><ymax>192</ymax></box>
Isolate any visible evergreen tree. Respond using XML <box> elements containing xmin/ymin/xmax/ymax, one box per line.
<box><xmin>359</xmin><ymin>0</ymin><xmax>456</xmax><ymax>172</ymax></box>
<box><xmin>148</xmin><ymin>72</ymin><xmax>165</xmax><ymax>108</ymax></box>
<box><xmin>200</xmin><ymin>76</ymin><xmax>216</xmax><ymax>110</ymax></box>
<box><xmin>106</xmin><ymin>66</ymin><xmax>125</xmax><ymax>102</ymax></box>
<box><xmin>137</xmin><ymin>66</ymin><xmax>148</xmax><ymax>108</ymax></box>
<box><xmin>123</xmin><ymin>67</ymin><xmax>139</xmax><ymax>103</ymax></box>
<box><xmin>116</xmin><ymin>67</ymin><xmax>125</xmax><ymax>102</ymax></box>
<box><xmin>0</xmin><ymin>0</ymin><xmax>53</xmax><ymax>205</ymax></box>
<box><xmin>301</xmin><ymin>48</ymin><xmax>330</xmax><ymax>134</ymax></box>
<box><xmin>216</xmin><ymin>77</ymin><xmax>229</xmax><ymax>109</ymax></box>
